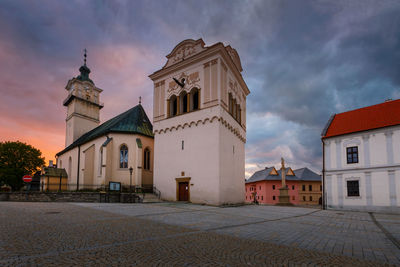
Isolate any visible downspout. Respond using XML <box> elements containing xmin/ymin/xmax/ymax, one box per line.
<box><xmin>76</xmin><ymin>145</ymin><xmax>81</xmax><ymax>191</ymax></box>
<box><xmin>322</xmin><ymin>139</ymin><xmax>326</xmax><ymax>210</ymax></box>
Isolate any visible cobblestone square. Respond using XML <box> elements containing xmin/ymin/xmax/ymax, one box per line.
<box><xmin>1</xmin><ymin>202</ymin><xmax>399</xmax><ymax>266</ymax></box>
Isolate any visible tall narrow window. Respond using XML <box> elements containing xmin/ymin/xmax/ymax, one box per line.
<box><xmin>191</xmin><ymin>88</ymin><xmax>199</xmax><ymax>111</ymax></box>
<box><xmin>182</xmin><ymin>140</ymin><xmax>184</xmax><ymax>150</ymax></box>
<box><xmin>68</xmin><ymin>157</ymin><xmax>72</xmax><ymax>178</ymax></box>
<box><xmin>302</xmin><ymin>185</ymin><xmax>305</xmax><ymax>191</ymax></box>
<box><xmin>309</xmin><ymin>185</ymin><xmax>312</xmax><ymax>191</ymax></box>
<box><xmin>169</xmin><ymin>95</ymin><xmax>178</xmax><ymax>117</ymax></box>
<box><xmin>120</xmin><ymin>145</ymin><xmax>128</xmax><ymax>168</ymax></box>
<box><xmin>144</xmin><ymin>148</ymin><xmax>151</xmax><ymax>170</ymax></box>
<box><xmin>180</xmin><ymin>91</ymin><xmax>188</xmax><ymax>113</ymax></box>
<box><xmin>99</xmin><ymin>148</ymin><xmax>103</xmax><ymax>175</ymax></box>
<box><xmin>229</xmin><ymin>93</ymin><xmax>233</xmax><ymax>114</ymax></box>
<box><xmin>346</xmin><ymin>146</ymin><xmax>359</xmax><ymax>164</ymax></box>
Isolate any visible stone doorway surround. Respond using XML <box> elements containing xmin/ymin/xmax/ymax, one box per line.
<box><xmin>175</xmin><ymin>177</ymin><xmax>190</xmax><ymax>201</ymax></box>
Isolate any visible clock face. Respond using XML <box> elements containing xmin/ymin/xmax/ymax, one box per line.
<box><xmin>84</xmin><ymin>85</ymin><xmax>89</xmax><ymax>91</ymax></box>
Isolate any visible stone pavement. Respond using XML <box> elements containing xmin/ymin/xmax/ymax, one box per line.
<box><xmin>0</xmin><ymin>202</ymin><xmax>399</xmax><ymax>266</ymax></box>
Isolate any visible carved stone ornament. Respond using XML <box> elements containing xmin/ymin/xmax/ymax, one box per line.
<box><xmin>163</xmin><ymin>39</ymin><xmax>206</xmax><ymax>69</ymax></box>
<box><xmin>229</xmin><ymin>79</ymin><xmax>239</xmax><ymax>96</ymax></box>
<box><xmin>225</xmin><ymin>45</ymin><xmax>243</xmax><ymax>72</ymax></box>
<box><xmin>168</xmin><ymin>72</ymin><xmax>200</xmax><ymax>93</ymax></box>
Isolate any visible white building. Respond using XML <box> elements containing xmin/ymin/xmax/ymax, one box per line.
<box><xmin>322</xmin><ymin>99</ymin><xmax>400</xmax><ymax>213</ymax></box>
<box><xmin>56</xmin><ymin>56</ymin><xmax>154</xmax><ymax>190</ymax></box>
<box><xmin>149</xmin><ymin>39</ymin><xmax>250</xmax><ymax>205</ymax></box>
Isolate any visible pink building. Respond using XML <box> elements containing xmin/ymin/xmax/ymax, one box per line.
<box><xmin>245</xmin><ymin>167</ymin><xmax>321</xmax><ymax>205</ymax></box>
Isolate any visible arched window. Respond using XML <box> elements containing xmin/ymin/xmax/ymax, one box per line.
<box><xmin>190</xmin><ymin>88</ymin><xmax>200</xmax><ymax>111</ymax></box>
<box><xmin>180</xmin><ymin>91</ymin><xmax>188</xmax><ymax>114</ymax></box>
<box><xmin>68</xmin><ymin>157</ymin><xmax>72</xmax><ymax>178</ymax></box>
<box><xmin>120</xmin><ymin>145</ymin><xmax>128</xmax><ymax>168</ymax></box>
<box><xmin>144</xmin><ymin>148</ymin><xmax>151</xmax><ymax>170</ymax></box>
<box><xmin>99</xmin><ymin>147</ymin><xmax>103</xmax><ymax>175</ymax></box>
<box><xmin>169</xmin><ymin>95</ymin><xmax>178</xmax><ymax>117</ymax></box>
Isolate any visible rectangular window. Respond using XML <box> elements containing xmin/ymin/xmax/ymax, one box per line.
<box><xmin>261</xmin><ymin>196</ymin><xmax>263</xmax><ymax>200</ymax></box>
<box><xmin>320</xmin><ymin>185</ymin><xmax>322</xmax><ymax>191</ymax></box>
<box><xmin>347</xmin><ymin>180</ymin><xmax>360</xmax><ymax>197</ymax></box>
<box><xmin>303</xmin><ymin>196</ymin><xmax>306</xmax><ymax>201</ymax></box>
<box><xmin>182</xmin><ymin>140</ymin><xmax>184</xmax><ymax>150</ymax></box>
<box><xmin>347</xmin><ymin>146</ymin><xmax>359</xmax><ymax>164</ymax></box>
<box><xmin>273</xmin><ymin>185</ymin><xmax>275</xmax><ymax>190</ymax></box>
<box><xmin>302</xmin><ymin>185</ymin><xmax>305</xmax><ymax>191</ymax></box>
<box><xmin>273</xmin><ymin>196</ymin><xmax>276</xmax><ymax>200</ymax></box>
<box><xmin>259</xmin><ymin>186</ymin><xmax>261</xmax><ymax>190</ymax></box>
<box><xmin>309</xmin><ymin>185</ymin><xmax>312</xmax><ymax>191</ymax></box>
<box><xmin>292</xmin><ymin>196</ymin><xmax>295</xmax><ymax>200</ymax></box>
<box><xmin>292</xmin><ymin>185</ymin><xmax>295</xmax><ymax>190</ymax></box>
<box><xmin>310</xmin><ymin>196</ymin><xmax>313</xmax><ymax>201</ymax></box>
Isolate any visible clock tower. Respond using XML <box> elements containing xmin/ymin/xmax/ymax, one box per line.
<box><xmin>63</xmin><ymin>50</ymin><xmax>103</xmax><ymax>147</ymax></box>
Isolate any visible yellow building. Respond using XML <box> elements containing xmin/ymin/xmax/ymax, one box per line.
<box><xmin>41</xmin><ymin>167</ymin><xmax>68</xmax><ymax>191</ymax></box>
<box><xmin>299</xmin><ymin>181</ymin><xmax>322</xmax><ymax>205</ymax></box>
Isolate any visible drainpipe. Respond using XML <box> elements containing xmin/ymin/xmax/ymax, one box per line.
<box><xmin>76</xmin><ymin>145</ymin><xmax>81</xmax><ymax>191</ymax></box>
<box><xmin>322</xmin><ymin>139</ymin><xmax>326</xmax><ymax>210</ymax></box>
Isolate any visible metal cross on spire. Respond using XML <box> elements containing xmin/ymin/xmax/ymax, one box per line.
<box><xmin>139</xmin><ymin>96</ymin><xmax>142</xmax><ymax>104</ymax></box>
<box><xmin>83</xmin><ymin>48</ymin><xmax>87</xmax><ymax>66</ymax></box>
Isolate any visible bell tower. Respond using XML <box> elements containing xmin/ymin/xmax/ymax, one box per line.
<box><xmin>149</xmin><ymin>39</ymin><xmax>250</xmax><ymax>205</ymax></box>
<box><xmin>63</xmin><ymin>50</ymin><xmax>103</xmax><ymax>147</ymax></box>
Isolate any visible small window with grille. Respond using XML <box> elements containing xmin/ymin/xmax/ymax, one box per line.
<box><xmin>347</xmin><ymin>180</ymin><xmax>360</xmax><ymax>197</ymax></box>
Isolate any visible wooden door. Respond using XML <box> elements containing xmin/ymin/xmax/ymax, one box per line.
<box><xmin>179</xmin><ymin>182</ymin><xmax>189</xmax><ymax>201</ymax></box>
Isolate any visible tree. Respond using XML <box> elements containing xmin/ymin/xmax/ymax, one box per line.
<box><xmin>0</xmin><ymin>141</ymin><xmax>45</xmax><ymax>190</ymax></box>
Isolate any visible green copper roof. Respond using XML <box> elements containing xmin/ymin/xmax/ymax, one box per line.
<box><xmin>57</xmin><ymin>104</ymin><xmax>153</xmax><ymax>156</ymax></box>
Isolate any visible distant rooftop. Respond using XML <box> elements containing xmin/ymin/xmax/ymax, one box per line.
<box><xmin>246</xmin><ymin>167</ymin><xmax>320</xmax><ymax>184</ymax></box>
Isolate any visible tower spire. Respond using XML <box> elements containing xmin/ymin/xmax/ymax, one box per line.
<box><xmin>84</xmin><ymin>48</ymin><xmax>87</xmax><ymax>66</ymax></box>
<box><xmin>77</xmin><ymin>48</ymin><xmax>93</xmax><ymax>84</ymax></box>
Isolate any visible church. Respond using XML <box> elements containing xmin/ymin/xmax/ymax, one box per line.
<box><xmin>149</xmin><ymin>39</ymin><xmax>250</xmax><ymax>205</ymax></box>
<box><xmin>56</xmin><ymin>53</ymin><xmax>154</xmax><ymax>191</ymax></box>
<box><xmin>56</xmin><ymin>39</ymin><xmax>249</xmax><ymax>205</ymax></box>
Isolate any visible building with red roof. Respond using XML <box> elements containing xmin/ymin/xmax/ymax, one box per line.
<box><xmin>321</xmin><ymin>99</ymin><xmax>400</xmax><ymax>213</ymax></box>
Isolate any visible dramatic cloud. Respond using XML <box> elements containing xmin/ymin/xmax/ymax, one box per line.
<box><xmin>0</xmin><ymin>0</ymin><xmax>399</xmax><ymax>176</ymax></box>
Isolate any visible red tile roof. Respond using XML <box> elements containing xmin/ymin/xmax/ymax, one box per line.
<box><xmin>323</xmin><ymin>99</ymin><xmax>400</xmax><ymax>138</ymax></box>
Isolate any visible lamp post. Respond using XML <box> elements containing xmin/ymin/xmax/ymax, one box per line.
<box><xmin>129</xmin><ymin>167</ymin><xmax>133</xmax><ymax>193</ymax></box>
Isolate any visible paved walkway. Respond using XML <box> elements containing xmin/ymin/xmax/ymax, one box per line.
<box><xmin>0</xmin><ymin>202</ymin><xmax>399</xmax><ymax>266</ymax></box>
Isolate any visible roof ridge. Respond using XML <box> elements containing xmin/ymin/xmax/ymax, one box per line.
<box><xmin>336</xmin><ymin>99</ymin><xmax>400</xmax><ymax>116</ymax></box>
<box><xmin>57</xmin><ymin>104</ymin><xmax>153</xmax><ymax>156</ymax></box>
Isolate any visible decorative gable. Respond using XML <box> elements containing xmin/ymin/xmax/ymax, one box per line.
<box><xmin>163</xmin><ymin>39</ymin><xmax>206</xmax><ymax>69</ymax></box>
<box><xmin>225</xmin><ymin>45</ymin><xmax>243</xmax><ymax>72</ymax></box>
<box><xmin>286</xmin><ymin>168</ymin><xmax>294</xmax><ymax>176</ymax></box>
<box><xmin>269</xmin><ymin>167</ymin><xmax>278</xmax><ymax>175</ymax></box>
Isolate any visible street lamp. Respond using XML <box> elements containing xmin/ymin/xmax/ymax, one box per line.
<box><xmin>129</xmin><ymin>167</ymin><xmax>133</xmax><ymax>193</ymax></box>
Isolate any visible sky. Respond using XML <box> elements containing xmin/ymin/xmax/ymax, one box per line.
<box><xmin>0</xmin><ymin>0</ymin><xmax>399</xmax><ymax>178</ymax></box>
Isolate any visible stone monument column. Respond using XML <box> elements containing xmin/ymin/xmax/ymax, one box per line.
<box><xmin>277</xmin><ymin>157</ymin><xmax>293</xmax><ymax>206</ymax></box>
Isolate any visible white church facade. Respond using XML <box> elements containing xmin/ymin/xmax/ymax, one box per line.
<box><xmin>149</xmin><ymin>39</ymin><xmax>250</xmax><ymax>205</ymax></box>
<box><xmin>56</xmin><ymin>55</ymin><xmax>154</xmax><ymax>190</ymax></box>
<box><xmin>322</xmin><ymin>99</ymin><xmax>400</xmax><ymax>213</ymax></box>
